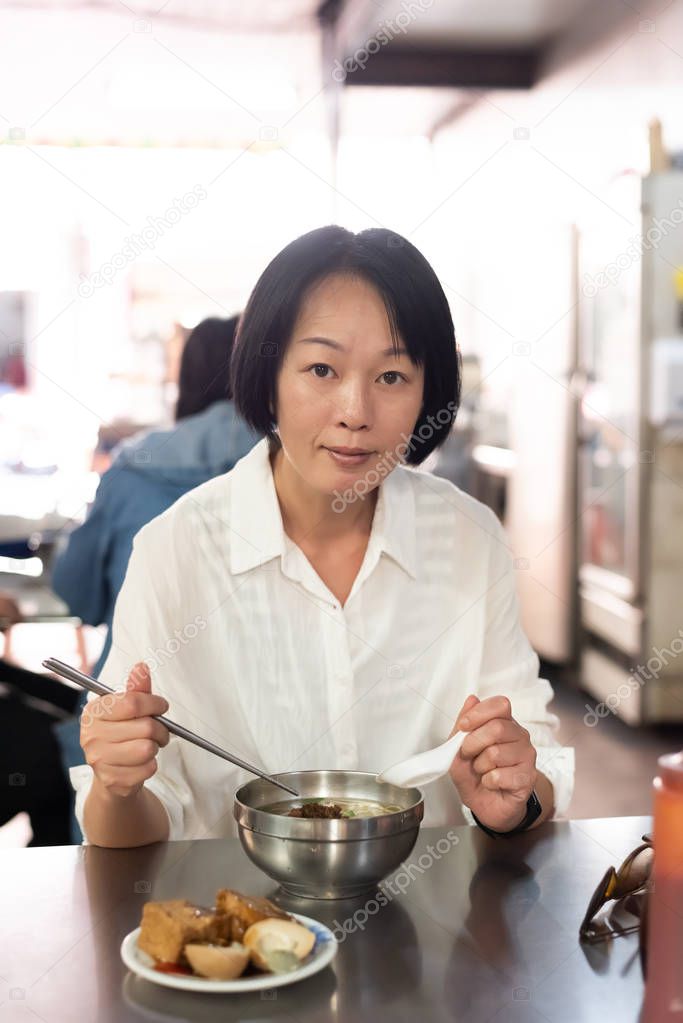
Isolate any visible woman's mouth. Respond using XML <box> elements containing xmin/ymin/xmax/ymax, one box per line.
<box><xmin>324</xmin><ymin>447</ymin><xmax>375</xmax><ymax>468</ymax></box>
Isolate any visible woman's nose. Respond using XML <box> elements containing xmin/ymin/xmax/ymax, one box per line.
<box><xmin>336</xmin><ymin>383</ymin><xmax>372</xmax><ymax>430</ymax></box>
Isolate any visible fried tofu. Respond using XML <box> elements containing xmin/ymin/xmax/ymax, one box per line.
<box><xmin>215</xmin><ymin>889</ymin><xmax>292</xmax><ymax>942</ymax></box>
<box><xmin>138</xmin><ymin>899</ymin><xmax>229</xmax><ymax>964</ymax></box>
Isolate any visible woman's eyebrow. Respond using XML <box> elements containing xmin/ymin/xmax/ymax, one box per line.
<box><xmin>295</xmin><ymin>336</ymin><xmax>408</xmax><ymax>357</ymax></box>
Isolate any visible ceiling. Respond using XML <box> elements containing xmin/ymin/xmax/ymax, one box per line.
<box><xmin>327</xmin><ymin>0</ymin><xmax>641</xmax><ymax>135</ymax></box>
<box><xmin>0</xmin><ymin>0</ymin><xmax>645</xmax><ymax>145</ymax></box>
<box><xmin>1</xmin><ymin>0</ymin><xmax>322</xmax><ymax>32</ymax></box>
<box><xmin>3</xmin><ymin>0</ymin><xmax>615</xmax><ymax>46</ymax></box>
<box><xmin>337</xmin><ymin>0</ymin><xmax>595</xmax><ymax>50</ymax></box>
<box><xmin>0</xmin><ymin>1</ymin><xmax>325</xmax><ymax>146</ymax></box>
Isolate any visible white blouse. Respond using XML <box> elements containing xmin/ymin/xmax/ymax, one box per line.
<box><xmin>71</xmin><ymin>437</ymin><xmax>574</xmax><ymax>841</ymax></box>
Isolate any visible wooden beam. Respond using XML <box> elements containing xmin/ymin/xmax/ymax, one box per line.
<box><xmin>339</xmin><ymin>46</ymin><xmax>540</xmax><ymax>90</ymax></box>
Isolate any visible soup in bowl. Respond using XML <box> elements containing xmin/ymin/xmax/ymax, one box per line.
<box><xmin>262</xmin><ymin>797</ymin><xmax>404</xmax><ymax>819</ymax></box>
<box><xmin>234</xmin><ymin>770</ymin><xmax>424</xmax><ymax>900</ymax></box>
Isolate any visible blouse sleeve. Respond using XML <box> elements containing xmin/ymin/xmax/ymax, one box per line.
<box><xmin>69</xmin><ymin>525</ymin><xmax>192</xmax><ymax>842</ymax></box>
<box><xmin>462</xmin><ymin>507</ymin><xmax>575</xmax><ymax>823</ymax></box>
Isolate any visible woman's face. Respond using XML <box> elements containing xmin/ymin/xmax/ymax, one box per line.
<box><xmin>273</xmin><ymin>272</ymin><xmax>425</xmax><ymax>496</ymax></box>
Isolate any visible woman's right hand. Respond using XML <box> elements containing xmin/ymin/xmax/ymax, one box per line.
<box><xmin>80</xmin><ymin>662</ymin><xmax>170</xmax><ymax>799</ymax></box>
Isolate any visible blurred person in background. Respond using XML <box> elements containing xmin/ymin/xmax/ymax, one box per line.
<box><xmin>0</xmin><ymin>594</ymin><xmax>79</xmax><ymax>845</ymax></box>
<box><xmin>53</xmin><ymin>315</ymin><xmax>260</xmax><ymax>677</ymax></box>
<box><xmin>52</xmin><ymin>315</ymin><xmax>261</xmax><ymax>837</ymax></box>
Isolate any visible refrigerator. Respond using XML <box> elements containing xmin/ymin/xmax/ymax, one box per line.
<box><xmin>577</xmin><ymin>171</ymin><xmax>683</xmax><ymax>724</ymax></box>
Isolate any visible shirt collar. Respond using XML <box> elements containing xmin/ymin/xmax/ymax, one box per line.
<box><xmin>229</xmin><ymin>437</ymin><xmax>417</xmax><ymax>580</ymax></box>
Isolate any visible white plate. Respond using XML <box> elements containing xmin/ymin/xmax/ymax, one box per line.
<box><xmin>120</xmin><ymin>912</ymin><xmax>337</xmax><ymax>993</ymax></box>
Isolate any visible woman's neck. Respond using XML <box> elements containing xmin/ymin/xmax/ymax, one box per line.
<box><xmin>269</xmin><ymin>443</ymin><xmax>378</xmax><ymax>549</ymax></box>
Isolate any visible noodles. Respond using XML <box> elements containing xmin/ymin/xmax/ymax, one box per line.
<box><xmin>262</xmin><ymin>797</ymin><xmax>402</xmax><ymax>819</ymax></box>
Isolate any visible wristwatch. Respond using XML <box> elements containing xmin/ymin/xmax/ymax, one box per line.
<box><xmin>471</xmin><ymin>790</ymin><xmax>542</xmax><ymax>838</ymax></box>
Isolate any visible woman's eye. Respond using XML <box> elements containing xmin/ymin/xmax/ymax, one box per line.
<box><xmin>308</xmin><ymin>363</ymin><xmax>334</xmax><ymax>379</ymax></box>
<box><xmin>306</xmin><ymin>365</ymin><xmax>406</xmax><ymax>384</ymax></box>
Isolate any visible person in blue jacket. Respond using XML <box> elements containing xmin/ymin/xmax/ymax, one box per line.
<box><xmin>52</xmin><ymin>315</ymin><xmax>261</xmax><ymax>835</ymax></box>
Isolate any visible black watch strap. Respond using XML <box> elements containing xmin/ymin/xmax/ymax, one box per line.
<box><xmin>471</xmin><ymin>789</ymin><xmax>542</xmax><ymax>838</ymax></box>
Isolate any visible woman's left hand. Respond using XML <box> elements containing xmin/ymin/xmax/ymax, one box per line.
<box><xmin>448</xmin><ymin>694</ymin><xmax>538</xmax><ymax>832</ymax></box>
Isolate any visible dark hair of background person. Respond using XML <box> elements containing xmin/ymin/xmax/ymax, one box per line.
<box><xmin>175</xmin><ymin>314</ymin><xmax>241</xmax><ymax>421</ymax></box>
<box><xmin>229</xmin><ymin>225</ymin><xmax>461</xmax><ymax>466</ymax></box>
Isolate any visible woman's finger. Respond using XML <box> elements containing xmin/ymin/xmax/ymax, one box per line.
<box><xmin>88</xmin><ymin>738</ymin><xmax>159</xmax><ymax>768</ymax></box>
<box><xmin>94</xmin><ymin>760</ymin><xmax>158</xmax><ymax>794</ymax></box>
<box><xmin>458</xmin><ymin>695</ymin><xmax>513</xmax><ymax>732</ymax></box>
<box><xmin>471</xmin><ymin>739</ymin><xmax>531</xmax><ymax>777</ymax></box>
<box><xmin>83</xmin><ymin>689</ymin><xmax>169</xmax><ymax>724</ymax></box>
<box><xmin>127</xmin><ymin>661</ymin><xmax>152</xmax><ymax>692</ymax></box>
<box><xmin>452</xmin><ymin>694</ymin><xmax>480</xmax><ymax>735</ymax></box>
<box><xmin>86</xmin><ymin>717</ymin><xmax>170</xmax><ymax>747</ymax></box>
<box><xmin>480</xmin><ymin>763</ymin><xmax>537</xmax><ymax>795</ymax></box>
<box><xmin>460</xmin><ymin>718</ymin><xmax>526</xmax><ymax>761</ymax></box>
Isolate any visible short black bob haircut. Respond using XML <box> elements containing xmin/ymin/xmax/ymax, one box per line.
<box><xmin>176</xmin><ymin>314</ymin><xmax>240</xmax><ymax>421</ymax></box>
<box><xmin>230</xmin><ymin>225</ymin><xmax>461</xmax><ymax>466</ymax></box>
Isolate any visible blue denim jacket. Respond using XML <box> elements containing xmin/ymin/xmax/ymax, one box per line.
<box><xmin>53</xmin><ymin>401</ymin><xmax>260</xmax><ymax>677</ymax></box>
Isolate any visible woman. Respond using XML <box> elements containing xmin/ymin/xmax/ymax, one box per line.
<box><xmin>71</xmin><ymin>226</ymin><xmax>574</xmax><ymax>847</ymax></box>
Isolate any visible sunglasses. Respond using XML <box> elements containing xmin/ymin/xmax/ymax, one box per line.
<box><xmin>579</xmin><ymin>834</ymin><xmax>654</xmax><ymax>944</ymax></box>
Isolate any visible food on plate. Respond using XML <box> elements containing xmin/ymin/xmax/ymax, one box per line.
<box><xmin>138</xmin><ymin>899</ymin><xmax>229</xmax><ymax>964</ymax></box>
<box><xmin>184</xmin><ymin>942</ymin><xmax>250</xmax><ymax>980</ymax></box>
<box><xmin>215</xmin><ymin>888</ymin><xmax>292</xmax><ymax>941</ymax></box>
<box><xmin>263</xmin><ymin>797</ymin><xmax>403</xmax><ymax>819</ymax></box>
<box><xmin>243</xmin><ymin>918</ymin><xmax>317</xmax><ymax>973</ymax></box>
<box><xmin>136</xmin><ymin>889</ymin><xmax>314</xmax><ymax>980</ymax></box>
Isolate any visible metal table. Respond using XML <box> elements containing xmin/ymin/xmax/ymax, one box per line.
<box><xmin>0</xmin><ymin>816</ymin><xmax>649</xmax><ymax>1022</ymax></box>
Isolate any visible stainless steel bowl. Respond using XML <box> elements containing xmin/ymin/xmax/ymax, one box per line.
<box><xmin>234</xmin><ymin>770</ymin><xmax>424</xmax><ymax>900</ymax></box>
